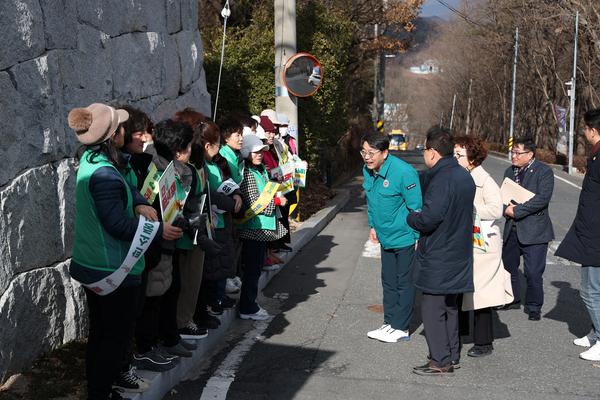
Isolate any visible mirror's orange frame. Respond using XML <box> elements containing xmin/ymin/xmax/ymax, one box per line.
<box><xmin>281</xmin><ymin>52</ymin><xmax>324</xmax><ymax>98</ymax></box>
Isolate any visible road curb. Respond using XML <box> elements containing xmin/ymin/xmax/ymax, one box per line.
<box><xmin>128</xmin><ymin>188</ymin><xmax>351</xmax><ymax>400</ymax></box>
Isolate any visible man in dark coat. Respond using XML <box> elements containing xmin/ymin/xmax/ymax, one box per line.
<box><xmin>407</xmin><ymin>126</ymin><xmax>475</xmax><ymax>376</ymax></box>
<box><xmin>499</xmin><ymin>137</ymin><xmax>554</xmax><ymax>321</ymax></box>
<box><xmin>556</xmin><ymin>108</ymin><xmax>600</xmax><ymax>361</ymax></box>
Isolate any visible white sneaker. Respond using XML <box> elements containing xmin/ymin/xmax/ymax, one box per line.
<box><xmin>367</xmin><ymin>324</ymin><xmax>390</xmax><ymax>340</ymax></box>
<box><xmin>580</xmin><ymin>342</ymin><xmax>600</xmax><ymax>361</ymax></box>
<box><xmin>232</xmin><ymin>276</ymin><xmax>242</xmax><ymax>289</ymax></box>
<box><xmin>240</xmin><ymin>307</ymin><xmax>271</xmax><ymax>321</ymax></box>
<box><xmin>377</xmin><ymin>326</ymin><xmax>410</xmax><ymax>343</ymax></box>
<box><xmin>574</xmin><ymin>334</ymin><xmax>596</xmax><ymax>347</ymax></box>
<box><xmin>226</xmin><ymin>278</ymin><xmax>240</xmax><ymax>294</ymax></box>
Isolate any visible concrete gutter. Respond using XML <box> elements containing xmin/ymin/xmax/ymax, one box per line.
<box><xmin>129</xmin><ymin>188</ymin><xmax>351</xmax><ymax>400</ymax></box>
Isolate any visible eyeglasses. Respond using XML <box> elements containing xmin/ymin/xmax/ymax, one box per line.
<box><xmin>360</xmin><ymin>149</ymin><xmax>381</xmax><ymax>158</ymax></box>
<box><xmin>454</xmin><ymin>152</ymin><xmax>466</xmax><ymax>159</ymax></box>
<box><xmin>510</xmin><ymin>150</ymin><xmax>531</xmax><ymax>157</ymax></box>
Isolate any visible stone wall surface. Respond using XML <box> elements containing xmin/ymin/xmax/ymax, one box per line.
<box><xmin>0</xmin><ymin>0</ymin><xmax>211</xmax><ymax>382</ymax></box>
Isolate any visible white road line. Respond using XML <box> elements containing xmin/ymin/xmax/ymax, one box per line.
<box><xmin>554</xmin><ymin>174</ymin><xmax>582</xmax><ymax>190</ymax></box>
<box><xmin>490</xmin><ymin>154</ymin><xmax>582</xmax><ymax>190</ymax></box>
<box><xmin>199</xmin><ymin>318</ymin><xmax>272</xmax><ymax>400</ymax></box>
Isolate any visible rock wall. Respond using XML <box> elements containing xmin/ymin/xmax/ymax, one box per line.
<box><xmin>0</xmin><ymin>0</ymin><xmax>211</xmax><ymax>382</ymax></box>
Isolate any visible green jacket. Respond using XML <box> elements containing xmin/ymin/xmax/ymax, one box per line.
<box><xmin>219</xmin><ymin>145</ymin><xmax>244</xmax><ymax>184</ymax></box>
<box><xmin>362</xmin><ymin>154</ymin><xmax>422</xmax><ymax>250</ymax></box>
<box><xmin>72</xmin><ymin>150</ymin><xmax>145</xmax><ymax>275</ymax></box>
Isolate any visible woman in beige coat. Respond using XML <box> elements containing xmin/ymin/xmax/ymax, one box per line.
<box><xmin>454</xmin><ymin>136</ymin><xmax>514</xmax><ymax>357</ymax></box>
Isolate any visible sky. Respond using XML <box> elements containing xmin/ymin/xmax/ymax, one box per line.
<box><xmin>420</xmin><ymin>0</ymin><xmax>461</xmax><ymax>19</ymax></box>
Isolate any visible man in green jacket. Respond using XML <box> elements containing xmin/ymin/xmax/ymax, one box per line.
<box><xmin>362</xmin><ymin>132</ymin><xmax>422</xmax><ymax>343</ymax></box>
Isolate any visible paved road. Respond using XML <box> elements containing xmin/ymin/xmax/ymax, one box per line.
<box><xmin>166</xmin><ymin>152</ymin><xmax>599</xmax><ymax>400</ymax></box>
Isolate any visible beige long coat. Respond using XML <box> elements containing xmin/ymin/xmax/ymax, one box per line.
<box><xmin>462</xmin><ymin>166</ymin><xmax>514</xmax><ymax>311</ymax></box>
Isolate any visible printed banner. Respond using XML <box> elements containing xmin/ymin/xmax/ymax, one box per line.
<box><xmin>553</xmin><ymin>104</ymin><xmax>568</xmax><ymax>155</ymax></box>
<box><xmin>158</xmin><ymin>161</ymin><xmax>180</xmax><ymax>224</ymax></box>
<box><xmin>140</xmin><ymin>163</ymin><xmax>161</xmax><ymax>203</ymax></box>
<box><xmin>293</xmin><ymin>160</ymin><xmax>308</xmax><ymax>188</ymax></box>
<box><xmin>83</xmin><ymin>216</ymin><xmax>160</xmax><ymax>296</ymax></box>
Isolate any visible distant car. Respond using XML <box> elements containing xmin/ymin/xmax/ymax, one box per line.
<box><xmin>415</xmin><ymin>143</ymin><xmax>425</xmax><ymax>151</ymax></box>
<box><xmin>308</xmin><ymin>73</ymin><xmax>321</xmax><ymax>86</ymax></box>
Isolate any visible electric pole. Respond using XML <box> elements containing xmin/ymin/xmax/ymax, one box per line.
<box><xmin>274</xmin><ymin>0</ymin><xmax>298</xmax><ymax>141</ymax></box>
<box><xmin>567</xmin><ymin>11</ymin><xmax>579</xmax><ymax>175</ymax></box>
<box><xmin>508</xmin><ymin>27</ymin><xmax>519</xmax><ymax>160</ymax></box>
<box><xmin>465</xmin><ymin>78</ymin><xmax>472</xmax><ymax>136</ymax></box>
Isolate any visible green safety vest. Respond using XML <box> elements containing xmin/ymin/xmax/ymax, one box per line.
<box><xmin>219</xmin><ymin>145</ymin><xmax>244</xmax><ymax>184</ymax></box>
<box><xmin>205</xmin><ymin>160</ymin><xmax>226</xmax><ymax>229</ymax></box>
<box><xmin>72</xmin><ymin>150</ymin><xmax>145</xmax><ymax>275</ymax></box>
<box><xmin>238</xmin><ymin>168</ymin><xmax>276</xmax><ymax>231</ymax></box>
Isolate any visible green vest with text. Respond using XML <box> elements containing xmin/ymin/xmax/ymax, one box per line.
<box><xmin>238</xmin><ymin>168</ymin><xmax>276</xmax><ymax>231</ymax></box>
<box><xmin>72</xmin><ymin>150</ymin><xmax>145</xmax><ymax>275</ymax></box>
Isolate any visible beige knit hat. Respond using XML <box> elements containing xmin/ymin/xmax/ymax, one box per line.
<box><xmin>68</xmin><ymin>103</ymin><xmax>129</xmax><ymax>145</ymax></box>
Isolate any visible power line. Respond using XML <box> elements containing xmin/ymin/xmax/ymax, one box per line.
<box><xmin>435</xmin><ymin>0</ymin><xmax>485</xmax><ymax>28</ymax></box>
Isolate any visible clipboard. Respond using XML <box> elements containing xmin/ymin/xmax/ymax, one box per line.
<box><xmin>500</xmin><ymin>177</ymin><xmax>535</xmax><ymax>205</ymax></box>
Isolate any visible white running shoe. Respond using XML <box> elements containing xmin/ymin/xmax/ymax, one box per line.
<box><xmin>574</xmin><ymin>333</ymin><xmax>596</xmax><ymax>348</ymax></box>
<box><xmin>377</xmin><ymin>326</ymin><xmax>410</xmax><ymax>343</ymax></box>
<box><xmin>580</xmin><ymin>342</ymin><xmax>600</xmax><ymax>361</ymax></box>
<box><xmin>367</xmin><ymin>324</ymin><xmax>390</xmax><ymax>340</ymax></box>
<box><xmin>240</xmin><ymin>307</ymin><xmax>271</xmax><ymax>321</ymax></box>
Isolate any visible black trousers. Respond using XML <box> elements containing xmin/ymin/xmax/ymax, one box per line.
<box><xmin>473</xmin><ymin>307</ymin><xmax>494</xmax><ymax>346</ymax></box>
<box><xmin>85</xmin><ymin>284</ymin><xmax>140</xmax><ymax>400</ymax></box>
<box><xmin>240</xmin><ymin>239</ymin><xmax>266</xmax><ymax>314</ymax></box>
<box><xmin>502</xmin><ymin>229</ymin><xmax>548</xmax><ymax>312</ymax></box>
<box><xmin>421</xmin><ymin>293</ymin><xmax>459</xmax><ymax>367</ymax></box>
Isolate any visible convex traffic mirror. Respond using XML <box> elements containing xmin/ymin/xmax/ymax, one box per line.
<box><xmin>282</xmin><ymin>53</ymin><xmax>323</xmax><ymax>97</ymax></box>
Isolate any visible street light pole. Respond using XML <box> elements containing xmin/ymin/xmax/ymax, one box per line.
<box><xmin>449</xmin><ymin>93</ymin><xmax>457</xmax><ymax>130</ymax></box>
<box><xmin>567</xmin><ymin>11</ymin><xmax>579</xmax><ymax>175</ymax></box>
<box><xmin>508</xmin><ymin>27</ymin><xmax>519</xmax><ymax>160</ymax></box>
<box><xmin>465</xmin><ymin>78</ymin><xmax>472</xmax><ymax>136</ymax></box>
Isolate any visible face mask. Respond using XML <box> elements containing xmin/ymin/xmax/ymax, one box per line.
<box><xmin>279</xmin><ymin>127</ymin><xmax>288</xmax><ymax>137</ymax></box>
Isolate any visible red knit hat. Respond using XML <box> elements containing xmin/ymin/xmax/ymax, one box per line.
<box><xmin>259</xmin><ymin>115</ymin><xmax>276</xmax><ymax>133</ymax></box>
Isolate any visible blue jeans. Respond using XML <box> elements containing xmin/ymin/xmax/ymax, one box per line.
<box><xmin>581</xmin><ymin>266</ymin><xmax>600</xmax><ymax>340</ymax></box>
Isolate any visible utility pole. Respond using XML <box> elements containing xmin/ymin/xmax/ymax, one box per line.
<box><xmin>372</xmin><ymin>24</ymin><xmax>385</xmax><ymax>127</ymax></box>
<box><xmin>465</xmin><ymin>78</ymin><xmax>473</xmax><ymax>136</ymax></box>
<box><xmin>508</xmin><ymin>27</ymin><xmax>519</xmax><ymax>160</ymax></box>
<box><xmin>449</xmin><ymin>93</ymin><xmax>457</xmax><ymax>130</ymax></box>
<box><xmin>567</xmin><ymin>11</ymin><xmax>579</xmax><ymax>175</ymax></box>
<box><xmin>274</xmin><ymin>0</ymin><xmax>298</xmax><ymax>144</ymax></box>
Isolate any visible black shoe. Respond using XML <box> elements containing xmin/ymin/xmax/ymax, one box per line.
<box><xmin>413</xmin><ymin>364</ymin><xmax>454</xmax><ymax>376</ymax></box>
<box><xmin>208</xmin><ymin>303</ymin><xmax>224</xmax><ymax>316</ymax></box>
<box><xmin>528</xmin><ymin>311</ymin><xmax>541</xmax><ymax>321</ymax></box>
<box><xmin>197</xmin><ymin>315</ymin><xmax>221</xmax><ymax>330</ymax></box>
<box><xmin>278</xmin><ymin>244</ymin><xmax>293</xmax><ymax>252</ymax></box>
<box><xmin>495</xmin><ymin>301</ymin><xmax>520</xmax><ymax>311</ymax></box>
<box><xmin>415</xmin><ymin>359</ymin><xmax>459</xmax><ymax>371</ymax></box>
<box><xmin>220</xmin><ymin>296</ymin><xmax>237</xmax><ymax>309</ymax></box>
<box><xmin>451</xmin><ymin>360</ymin><xmax>460</xmax><ymax>369</ymax></box>
<box><xmin>467</xmin><ymin>345</ymin><xmax>493</xmax><ymax>357</ymax></box>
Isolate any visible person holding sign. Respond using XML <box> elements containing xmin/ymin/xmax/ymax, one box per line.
<box><xmin>499</xmin><ymin>137</ymin><xmax>554</xmax><ymax>321</ymax></box>
<box><xmin>237</xmin><ymin>134</ymin><xmax>288</xmax><ymax>320</ymax></box>
<box><xmin>453</xmin><ymin>136</ymin><xmax>513</xmax><ymax>358</ymax></box>
<box><xmin>67</xmin><ymin>103</ymin><xmax>182</xmax><ymax>400</ymax></box>
<box><xmin>218</xmin><ymin>117</ymin><xmax>245</xmax><ymax>184</ymax></box>
<box><xmin>196</xmin><ymin>120</ymin><xmax>241</xmax><ymax>322</ymax></box>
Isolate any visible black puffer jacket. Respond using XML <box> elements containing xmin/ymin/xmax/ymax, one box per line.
<box><xmin>555</xmin><ymin>147</ymin><xmax>600</xmax><ymax>266</ymax></box>
<box><xmin>407</xmin><ymin>156</ymin><xmax>476</xmax><ymax>294</ymax></box>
